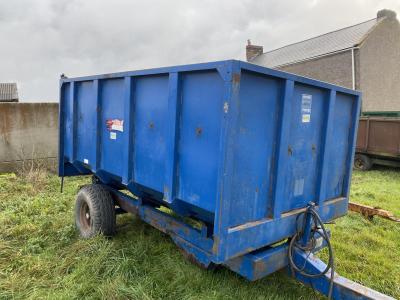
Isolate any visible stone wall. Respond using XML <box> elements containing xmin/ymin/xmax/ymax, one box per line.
<box><xmin>0</xmin><ymin>102</ymin><xmax>58</xmax><ymax>173</ymax></box>
<box><xmin>277</xmin><ymin>50</ymin><xmax>354</xmax><ymax>89</ymax></box>
<box><xmin>358</xmin><ymin>16</ymin><xmax>400</xmax><ymax>112</ymax></box>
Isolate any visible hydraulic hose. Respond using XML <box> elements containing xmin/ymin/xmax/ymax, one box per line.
<box><xmin>288</xmin><ymin>204</ymin><xmax>335</xmax><ymax>300</ymax></box>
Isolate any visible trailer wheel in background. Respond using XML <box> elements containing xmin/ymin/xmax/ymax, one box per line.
<box><xmin>354</xmin><ymin>154</ymin><xmax>373</xmax><ymax>171</ymax></box>
<box><xmin>75</xmin><ymin>184</ymin><xmax>116</xmax><ymax>238</ymax></box>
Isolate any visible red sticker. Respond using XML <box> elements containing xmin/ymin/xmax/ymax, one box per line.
<box><xmin>106</xmin><ymin>119</ymin><xmax>124</xmax><ymax>132</ymax></box>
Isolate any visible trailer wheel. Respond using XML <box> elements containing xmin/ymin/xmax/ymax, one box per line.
<box><xmin>75</xmin><ymin>184</ymin><xmax>116</xmax><ymax>238</ymax></box>
<box><xmin>354</xmin><ymin>154</ymin><xmax>372</xmax><ymax>171</ymax></box>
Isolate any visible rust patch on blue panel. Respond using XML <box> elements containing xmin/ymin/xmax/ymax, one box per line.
<box><xmin>253</xmin><ymin>259</ymin><xmax>267</xmax><ymax>280</ymax></box>
<box><xmin>112</xmin><ymin>192</ymin><xmax>138</xmax><ymax>214</ymax></box>
<box><xmin>233</xmin><ymin>73</ymin><xmax>241</xmax><ymax>84</ymax></box>
<box><xmin>195</xmin><ymin>127</ymin><xmax>203</xmax><ymax>136</ymax></box>
<box><xmin>212</xmin><ymin>236</ymin><xmax>221</xmax><ymax>255</ymax></box>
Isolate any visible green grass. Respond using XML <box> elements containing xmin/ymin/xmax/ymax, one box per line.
<box><xmin>0</xmin><ymin>169</ymin><xmax>399</xmax><ymax>299</ymax></box>
<box><xmin>350</xmin><ymin>167</ymin><xmax>400</xmax><ymax>215</ymax></box>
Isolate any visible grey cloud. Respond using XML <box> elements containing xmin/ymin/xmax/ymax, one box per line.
<box><xmin>0</xmin><ymin>0</ymin><xmax>398</xmax><ymax>101</ymax></box>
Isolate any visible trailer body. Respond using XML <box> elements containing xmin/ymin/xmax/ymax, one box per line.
<box><xmin>59</xmin><ymin>60</ymin><xmax>360</xmax><ymax>264</ymax></box>
<box><xmin>356</xmin><ymin>117</ymin><xmax>400</xmax><ymax>169</ymax></box>
<box><xmin>57</xmin><ymin>60</ymin><xmax>398</xmax><ymax>299</ymax></box>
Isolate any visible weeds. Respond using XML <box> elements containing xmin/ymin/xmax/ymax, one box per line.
<box><xmin>0</xmin><ymin>170</ymin><xmax>399</xmax><ymax>299</ymax></box>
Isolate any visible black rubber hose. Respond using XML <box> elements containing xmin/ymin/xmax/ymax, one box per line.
<box><xmin>288</xmin><ymin>206</ymin><xmax>335</xmax><ymax>299</ymax></box>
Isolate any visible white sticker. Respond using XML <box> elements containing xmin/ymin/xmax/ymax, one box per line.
<box><xmin>294</xmin><ymin>178</ymin><xmax>305</xmax><ymax>196</ymax></box>
<box><xmin>111</xmin><ymin>123</ymin><xmax>123</xmax><ymax>132</ymax></box>
<box><xmin>223</xmin><ymin>102</ymin><xmax>229</xmax><ymax>113</ymax></box>
<box><xmin>302</xmin><ymin>114</ymin><xmax>311</xmax><ymax>123</ymax></box>
<box><xmin>301</xmin><ymin>94</ymin><xmax>312</xmax><ymax>123</ymax></box>
<box><xmin>83</xmin><ymin>159</ymin><xmax>89</xmax><ymax>164</ymax></box>
<box><xmin>110</xmin><ymin>132</ymin><xmax>117</xmax><ymax>140</ymax></box>
<box><xmin>106</xmin><ymin>119</ymin><xmax>124</xmax><ymax>132</ymax></box>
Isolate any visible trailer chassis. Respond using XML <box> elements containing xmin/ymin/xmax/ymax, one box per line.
<box><xmin>106</xmin><ymin>186</ymin><xmax>393</xmax><ymax>300</ymax></box>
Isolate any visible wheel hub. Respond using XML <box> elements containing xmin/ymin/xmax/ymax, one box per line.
<box><xmin>79</xmin><ymin>202</ymin><xmax>91</xmax><ymax>231</ymax></box>
<box><xmin>355</xmin><ymin>159</ymin><xmax>364</xmax><ymax>168</ymax></box>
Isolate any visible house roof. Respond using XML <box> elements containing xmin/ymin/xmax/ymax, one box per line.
<box><xmin>251</xmin><ymin>18</ymin><xmax>381</xmax><ymax>68</ymax></box>
<box><xmin>0</xmin><ymin>83</ymin><xmax>18</xmax><ymax>102</ymax></box>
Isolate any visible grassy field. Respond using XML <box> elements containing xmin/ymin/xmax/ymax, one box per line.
<box><xmin>0</xmin><ymin>168</ymin><xmax>399</xmax><ymax>299</ymax></box>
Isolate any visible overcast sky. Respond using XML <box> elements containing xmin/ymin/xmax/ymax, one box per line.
<box><xmin>0</xmin><ymin>0</ymin><xmax>399</xmax><ymax>102</ymax></box>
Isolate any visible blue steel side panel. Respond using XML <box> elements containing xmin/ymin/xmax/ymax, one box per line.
<box><xmin>316</xmin><ymin>90</ymin><xmax>336</xmax><ymax>204</ymax></box>
<box><xmin>122</xmin><ymin>77</ymin><xmax>134</xmax><ymax>185</ymax></box>
<box><xmin>100</xmin><ymin>78</ymin><xmax>125</xmax><ymax>177</ymax></box>
<box><xmin>163</xmin><ymin>73</ymin><xmax>180</xmax><ymax>203</ymax></box>
<box><xmin>212</xmin><ymin>62</ymin><xmax>239</xmax><ymax>262</ymax></box>
<box><xmin>59</xmin><ymin>60</ymin><xmax>362</xmax><ymax>264</ymax></box>
<box><xmin>215</xmin><ymin>62</ymin><xmax>360</xmax><ymax>262</ymax></box>
<box><xmin>224</xmin><ymin>197</ymin><xmax>348</xmax><ymax>260</ymax></box>
<box><xmin>280</xmin><ymin>83</ymin><xmax>327</xmax><ymax>212</ymax></box>
<box><xmin>76</xmin><ymin>81</ymin><xmax>97</xmax><ymax>169</ymax></box>
<box><xmin>271</xmin><ymin>80</ymin><xmax>294</xmax><ymax>217</ymax></box>
<box><xmin>133</xmin><ymin>75</ymin><xmax>169</xmax><ymax>191</ymax></box>
<box><xmin>177</xmin><ymin>71</ymin><xmax>224</xmax><ymax>213</ymax></box>
<box><xmin>226</xmin><ymin>70</ymin><xmax>281</xmax><ymax>227</ymax></box>
<box><xmin>62</xmin><ymin>82</ymin><xmax>73</xmax><ymax>160</ymax></box>
<box><xmin>325</xmin><ymin>92</ymin><xmax>355</xmax><ymax>200</ymax></box>
<box><xmin>93</xmin><ymin>80</ymin><xmax>101</xmax><ymax>171</ymax></box>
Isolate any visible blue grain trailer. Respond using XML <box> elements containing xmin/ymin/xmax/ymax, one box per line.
<box><xmin>59</xmin><ymin>60</ymin><xmax>392</xmax><ymax>299</ymax></box>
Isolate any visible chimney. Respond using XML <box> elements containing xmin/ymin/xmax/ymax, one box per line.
<box><xmin>377</xmin><ymin>9</ymin><xmax>397</xmax><ymax>20</ymax></box>
<box><xmin>246</xmin><ymin>40</ymin><xmax>263</xmax><ymax>62</ymax></box>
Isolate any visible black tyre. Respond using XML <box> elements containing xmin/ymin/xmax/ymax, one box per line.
<box><xmin>354</xmin><ymin>154</ymin><xmax>373</xmax><ymax>171</ymax></box>
<box><xmin>75</xmin><ymin>184</ymin><xmax>116</xmax><ymax>238</ymax></box>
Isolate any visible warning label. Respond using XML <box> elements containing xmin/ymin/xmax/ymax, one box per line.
<box><xmin>301</xmin><ymin>94</ymin><xmax>312</xmax><ymax>123</ymax></box>
<box><xmin>106</xmin><ymin>119</ymin><xmax>124</xmax><ymax>132</ymax></box>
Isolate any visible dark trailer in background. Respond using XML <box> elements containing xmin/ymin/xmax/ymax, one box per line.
<box><xmin>355</xmin><ymin>116</ymin><xmax>400</xmax><ymax>170</ymax></box>
<box><xmin>59</xmin><ymin>60</ymin><xmax>393</xmax><ymax>299</ymax></box>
